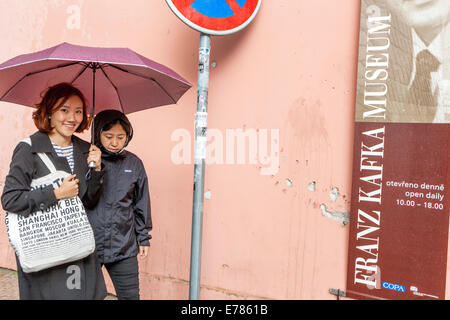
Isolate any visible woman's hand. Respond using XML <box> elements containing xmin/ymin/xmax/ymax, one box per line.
<box><xmin>87</xmin><ymin>144</ymin><xmax>102</xmax><ymax>171</ymax></box>
<box><xmin>139</xmin><ymin>246</ymin><xmax>149</xmax><ymax>259</ymax></box>
<box><xmin>54</xmin><ymin>174</ymin><xmax>79</xmax><ymax>199</ymax></box>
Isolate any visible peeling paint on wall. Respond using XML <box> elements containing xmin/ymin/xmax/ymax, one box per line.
<box><xmin>319</xmin><ymin>204</ymin><xmax>349</xmax><ymax>226</ymax></box>
<box><xmin>329</xmin><ymin>187</ymin><xmax>339</xmax><ymax>202</ymax></box>
<box><xmin>286</xmin><ymin>178</ymin><xmax>293</xmax><ymax>187</ymax></box>
<box><xmin>307</xmin><ymin>181</ymin><xmax>316</xmax><ymax>191</ymax></box>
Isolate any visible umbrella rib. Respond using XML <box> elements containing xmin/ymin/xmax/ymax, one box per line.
<box><xmin>1</xmin><ymin>61</ymin><xmax>83</xmax><ymax>101</ymax></box>
<box><xmin>26</xmin><ymin>61</ymin><xmax>82</xmax><ymax>77</ymax></box>
<box><xmin>99</xmin><ymin>64</ymin><xmax>126</xmax><ymax>113</ymax></box>
<box><xmin>70</xmin><ymin>63</ymin><xmax>90</xmax><ymax>84</ymax></box>
<box><xmin>108</xmin><ymin>64</ymin><xmax>177</xmax><ymax>104</ymax></box>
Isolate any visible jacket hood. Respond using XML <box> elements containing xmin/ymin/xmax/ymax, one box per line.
<box><xmin>92</xmin><ymin>109</ymin><xmax>133</xmax><ymax>157</ymax></box>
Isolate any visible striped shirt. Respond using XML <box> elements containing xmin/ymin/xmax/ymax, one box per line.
<box><xmin>51</xmin><ymin>142</ymin><xmax>74</xmax><ymax>173</ymax></box>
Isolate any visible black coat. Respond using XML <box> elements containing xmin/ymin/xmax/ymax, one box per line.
<box><xmin>1</xmin><ymin>131</ymin><xmax>107</xmax><ymax>300</ymax></box>
<box><xmin>87</xmin><ymin>150</ymin><xmax>152</xmax><ymax>264</ymax></box>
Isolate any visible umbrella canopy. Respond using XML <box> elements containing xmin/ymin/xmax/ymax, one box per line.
<box><xmin>0</xmin><ymin>42</ymin><xmax>192</xmax><ymax>114</ymax></box>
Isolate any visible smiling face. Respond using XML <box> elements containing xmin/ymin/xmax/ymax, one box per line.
<box><xmin>49</xmin><ymin>95</ymin><xmax>84</xmax><ymax>141</ymax></box>
<box><xmin>100</xmin><ymin>122</ymin><xmax>127</xmax><ymax>153</ymax></box>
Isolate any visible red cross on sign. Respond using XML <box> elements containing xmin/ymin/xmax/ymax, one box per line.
<box><xmin>166</xmin><ymin>0</ymin><xmax>262</xmax><ymax>35</ymax></box>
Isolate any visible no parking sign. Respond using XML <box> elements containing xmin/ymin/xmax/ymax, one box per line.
<box><xmin>166</xmin><ymin>0</ymin><xmax>262</xmax><ymax>35</ymax></box>
<box><xmin>165</xmin><ymin>0</ymin><xmax>262</xmax><ymax>300</ymax></box>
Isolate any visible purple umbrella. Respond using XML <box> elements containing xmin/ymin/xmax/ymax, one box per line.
<box><xmin>0</xmin><ymin>42</ymin><xmax>192</xmax><ymax>115</ymax></box>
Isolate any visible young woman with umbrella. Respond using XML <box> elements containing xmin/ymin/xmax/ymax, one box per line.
<box><xmin>1</xmin><ymin>83</ymin><xmax>107</xmax><ymax>299</ymax></box>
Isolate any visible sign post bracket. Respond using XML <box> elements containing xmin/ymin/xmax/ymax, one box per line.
<box><xmin>329</xmin><ymin>288</ymin><xmax>347</xmax><ymax>300</ymax></box>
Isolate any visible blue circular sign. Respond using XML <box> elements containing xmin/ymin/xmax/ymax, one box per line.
<box><xmin>166</xmin><ymin>0</ymin><xmax>262</xmax><ymax>36</ymax></box>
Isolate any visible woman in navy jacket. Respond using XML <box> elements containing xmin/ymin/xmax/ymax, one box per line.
<box><xmin>87</xmin><ymin>109</ymin><xmax>152</xmax><ymax>300</ymax></box>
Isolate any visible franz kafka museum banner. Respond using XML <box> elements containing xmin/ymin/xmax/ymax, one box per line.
<box><xmin>346</xmin><ymin>0</ymin><xmax>450</xmax><ymax>300</ymax></box>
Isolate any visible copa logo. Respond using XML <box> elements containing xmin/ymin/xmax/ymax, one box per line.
<box><xmin>191</xmin><ymin>0</ymin><xmax>247</xmax><ymax>18</ymax></box>
<box><xmin>382</xmin><ymin>281</ymin><xmax>405</xmax><ymax>292</ymax></box>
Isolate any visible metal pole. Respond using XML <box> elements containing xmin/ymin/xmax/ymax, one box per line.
<box><xmin>189</xmin><ymin>33</ymin><xmax>210</xmax><ymax>300</ymax></box>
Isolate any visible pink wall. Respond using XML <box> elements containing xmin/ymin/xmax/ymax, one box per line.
<box><xmin>0</xmin><ymin>0</ymin><xmax>364</xmax><ymax>299</ymax></box>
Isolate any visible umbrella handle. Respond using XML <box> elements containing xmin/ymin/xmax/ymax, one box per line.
<box><xmin>89</xmin><ymin>65</ymin><xmax>97</xmax><ymax>170</ymax></box>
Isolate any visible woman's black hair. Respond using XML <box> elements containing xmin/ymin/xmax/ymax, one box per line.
<box><xmin>101</xmin><ymin>119</ymin><xmax>131</xmax><ymax>136</ymax></box>
<box><xmin>92</xmin><ymin>109</ymin><xmax>134</xmax><ymax>157</ymax></box>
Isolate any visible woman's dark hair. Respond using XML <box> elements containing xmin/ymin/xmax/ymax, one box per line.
<box><xmin>92</xmin><ymin>109</ymin><xmax>133</xmax><ymax>151</ymax></box>
<box><xmin>102</xmin><ymin>119</ymin><xmax>131</xmax><ymax>136</ymax></box>
<box><xmin>32</xmin><ymin>82</ymin><xmax>90</xmax><ymax>133</ymax></box>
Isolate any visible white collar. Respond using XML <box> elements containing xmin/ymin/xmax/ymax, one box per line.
<box><xmin>411</xmin><ymin>24</ymin><xmax>449</xmax><ymax>64</ymax></box>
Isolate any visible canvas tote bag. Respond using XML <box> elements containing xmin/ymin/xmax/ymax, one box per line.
<box><xmin>5</xmin><ymin>138</ymin><xmax>95</xmax><ymax>273</ymax></box>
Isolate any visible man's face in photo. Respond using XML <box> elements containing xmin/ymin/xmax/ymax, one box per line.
<box><xmin>386</xmin><ymin>0</ymin><xmax>450</xmax><ymax>30</ymax></box>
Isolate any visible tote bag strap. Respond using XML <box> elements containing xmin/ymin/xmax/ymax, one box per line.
<box><xmin>20</xmin><ymin>137</ymin><xmax>57</xmax><ymax>174</ymax></box>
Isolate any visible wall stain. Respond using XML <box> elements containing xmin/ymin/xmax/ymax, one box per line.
<box><xmin>319</xmin><ymin>204</ymin><xmax>349</xmax><ymax>226</ymax></box>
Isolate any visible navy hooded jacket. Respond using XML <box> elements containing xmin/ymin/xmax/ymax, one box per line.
<box><xmin>87</xmin><ymin>110</ymin><xmax>152</xmax><ymax>264</ymax></box>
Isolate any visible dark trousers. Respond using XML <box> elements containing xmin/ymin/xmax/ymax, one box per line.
<box><xmin>103</xmin><ymin>256</ymin><xmax>140</xmax><ymax>300</ymax></box>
